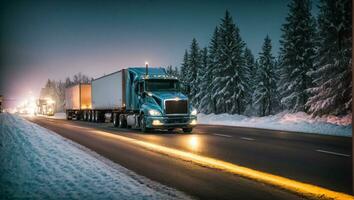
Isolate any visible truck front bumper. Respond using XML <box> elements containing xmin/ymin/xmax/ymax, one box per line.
<box><xmin>146</xmin><ymin>115</ymin><xmax>197</xmax><ymax>129</ymax></box>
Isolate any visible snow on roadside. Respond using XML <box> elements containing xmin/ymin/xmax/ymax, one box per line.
<box><xmin>0</xmin><ymin>113</ymin><xmax>192</xmax><ymax>200</ymax></box>
<box><xmin>36</xmin><ymin>112</ymin><xmax>66</xmax><ymax>119</ymax></box>
<box><xmin>198</xmin><ymin>112</ymin><xmax>352</xmax><ymax>137</ymax></box>
<box><xmin>50</xmin><ymin>112</ymin><xmax>66</xmax><ymax>119</ymax></box>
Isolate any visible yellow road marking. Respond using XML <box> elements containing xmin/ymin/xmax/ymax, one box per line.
<box><xmin>81</xmin><ymin>127</ymin><xmax>353</xmax><ymax>200</ymax></box>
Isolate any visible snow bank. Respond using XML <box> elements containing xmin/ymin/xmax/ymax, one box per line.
<box><xmin>36</xmin><ymin>112</ymin><xmax>67</xmax><ymax>119</ymax></box>
<box><xmin>0</xmin><ymin>113</ymin><xmax>192</xmax><ymax>199</ymax></box>
<box><xmin>198</xmin><ymin>112</ymin><xmax>352</xmax><ymax>137</ymax></box>
<box><xmin>51</xmin><ymin>112</ymin><xmax>66</xmax><ymax>119</ymax></box>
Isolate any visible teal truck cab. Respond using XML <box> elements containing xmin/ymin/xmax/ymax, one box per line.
<box><xmin>124</xmin><ymin>68</ymin><xmax>197</xmax><ymax>133</ymax></box>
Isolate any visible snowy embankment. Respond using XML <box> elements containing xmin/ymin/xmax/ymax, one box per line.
<box><xmin>198</xmin><ymin>112</ymin><xmax>352</xmax><ymax>137</ymax></box>
<box><xmin>0</xmin><ymin>113</ymin><xmax>191</xmax><ymax>199</ymax></box>
<box><xmin>48</xmin><ymin>112</ymin><xmax>66</xmax><ymax>119</ymax></box>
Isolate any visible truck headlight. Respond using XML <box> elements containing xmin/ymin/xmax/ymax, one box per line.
<box><xmin>191</xmin><ymin>108</ymin><xmax>197</xmax><ymax>116</ymax></box>
<box><xmin>190</xmin><ymin>119</ymin><xmax>197</xmax><ymax>125</ymax></box>
<box><xmin>149</xmin><ymin>109</ymin><xmax>161</xmax><ymax>116</ymax></box>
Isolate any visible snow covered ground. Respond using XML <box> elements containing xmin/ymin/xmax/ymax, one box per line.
<box><xmin>198</xmin><ymin>112</ymin><xmax>352</xmax><ymax>137</ymax></box>
<box><xmin>0</xmin><ymin>113</ymin><xmax>192</xmax><ymax>200</ymax></box>
<box><xmin>48</xmin><ymin>112</ymin><xmax>66</xmax><ymax>119</ymax></box>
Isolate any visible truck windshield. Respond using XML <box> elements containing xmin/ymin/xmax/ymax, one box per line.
<box><xmin>145</xmin><ymin>79</ymin><xmax>179</xmax><ymax>92</ymax></box>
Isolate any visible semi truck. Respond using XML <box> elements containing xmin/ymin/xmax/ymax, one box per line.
<box><xmin>36</xmin><ymin>98</ymin><xmax>56</xmax><ymax>116</ymax></box>
<box><xmin>65</xmin><ymin>67</ymin><xmax>197</xmax><ymax>133</ymax></box>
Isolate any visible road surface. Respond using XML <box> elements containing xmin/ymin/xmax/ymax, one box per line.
<box><xmin>27</xmin><ymin>116</ymin><xmax>352</xmax><ymax>199</ymax></box>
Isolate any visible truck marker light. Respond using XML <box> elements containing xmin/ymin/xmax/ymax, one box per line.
<box><xmin>191</xmin><ymin>109</ymin><xmax>197</xmax><ymax>116</ymax></box>
<box><xmin>152</xmin><ymin>120</ymin><xmax>163</xmax><ymax>126</ymax></box>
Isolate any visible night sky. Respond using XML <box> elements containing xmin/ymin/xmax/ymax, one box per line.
<box><xmin>0</xmin><ymin>0</ymin><xmax>318</xmax><ymax>106</ymax></box>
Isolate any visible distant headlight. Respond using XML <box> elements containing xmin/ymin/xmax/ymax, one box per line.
<box><xmin>191</xmin><ymin>108</ymin><xmax>197</xmax><ymax>116</ymax></box>
<box><xmin>149</xmin><ymin>109</ymin><xmax>162</xmax><ymax>116</ymax></box>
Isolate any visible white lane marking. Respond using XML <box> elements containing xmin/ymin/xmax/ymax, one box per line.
<box><xmin>240</xmin><ymin>137</ymin><xmax>255</xmax><ymax>141</ymax></box>
<box><xmin>212</xmin><ymin>133</ymin><xmax>232</xmax><ymax>138</ymax></box>
<box><xmin>316</xmin><ymin>149</ymin><xmax>351</xmax><ymax>157</ymax></box>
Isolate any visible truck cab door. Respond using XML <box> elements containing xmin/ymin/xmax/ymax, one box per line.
<box><xmin>137</xmin><ymin>82</ymin><xmax>144</xmax><ymax>109</ymax></box>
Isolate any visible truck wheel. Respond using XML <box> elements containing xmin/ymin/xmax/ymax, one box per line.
<box><xmin>119</xmin><ymin>115</ymin><xmax>127</xmax><ymax>128</ymax></box>
<box><xmin>113</xmin><ymin>113</ymin><xmax>119</xmax><ymax>127</ymax></box>
<box><xmin>140</xmin><ymin>114</ymin><xmax>150</xmax><ymax>133</ymax></box>
<box><xmin>83</xmin><ymin>111</ymin><xmax>87</xmax><ymax>121</ymax></box>
<box><xmin>95</xmin><ymin>111</ymin><xmax>99</xmax><ymax>123</ymax></box>
<box><xmin>66</xmin><ymin>112</ymin><xmax>72</xmax><ymax>120</ymax></box>
<box><xmin>182</xmin><ymin>128</ymin><xmax>193</xmax><ymax>133</ymax></box>
<box><xmin>77</xmin><ymin>112</ymin><xmax>82</xmax><ymax>120</ymax></box>
<box><xmin>89</xmin><ymin>111</ymin><xmax>92</xmax><ymax>122</ymax></box>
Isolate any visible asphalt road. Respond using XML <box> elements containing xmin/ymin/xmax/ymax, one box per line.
<box><xmin>27</xmin><ymin>116</ymin><xmax>352</xmax><ymax>199</ymax></box>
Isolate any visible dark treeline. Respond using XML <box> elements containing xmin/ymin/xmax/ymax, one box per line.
<box><xmin>174</xmin><ymin>0</ymin><xmax>352</xmax><ymax>117</ymax></box>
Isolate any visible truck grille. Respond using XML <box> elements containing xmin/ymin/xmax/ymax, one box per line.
<box><xmin>165</xmin><ymin>100</ymin><xmax>188</xmax><ymax>114</ymax></box>
<box><xmin>163</xmin><ymin>117</ymin><xmax>189</xmax><ymax>124</ymax></box>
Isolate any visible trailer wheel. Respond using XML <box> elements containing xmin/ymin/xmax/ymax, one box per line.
<box><xmin>88</xmin><ymin>111</ymin><xmax>92</xmax><ymax>122</ymax></box>
<box><xmin>140</xmin><ymin>114</ymin><xmax>150</xmax><ymax>133</ymax></box>
<box><xmin>66</xmin><ymin>111</ymin><xmax>72</xmax><ymax>120</ymax></box>
<box><xmin>83</xmin><ymin>111</ymin><xmax>87</xmax><ymax>121</ymax></box>
<box><xmin>77</xmin><ymin>112</ymin><xmax>82</xmax><ymax>120</ymax></box>
<box><xmin>113</xmin><ymin>113</ymin><xmax>119</xmax><ymax>127</ymax></box>
<box><xmin>119</xmin><ymin>115</ymin><xmax>127</xmax><ymax>128</ymax></box>
<box><xmin>95</xmin><ymin>111</ymin><xmax>99</xmax><ymax>123</ymax></box>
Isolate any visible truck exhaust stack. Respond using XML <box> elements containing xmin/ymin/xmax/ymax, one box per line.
<box><xmin>145</xmin><ymin>62</ymin><xmax>149</xmax><ymax>77</ymax></box>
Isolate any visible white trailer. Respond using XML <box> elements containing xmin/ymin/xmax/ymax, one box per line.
<box><xmin>89</xmin><ymin>69</ymin><xmax>126</xmax><ymax>123</ymax></box>
<box><xmin>92</xmin><ymin>70</ymin><xmax>125</xmax><ymax>110</ymax></box>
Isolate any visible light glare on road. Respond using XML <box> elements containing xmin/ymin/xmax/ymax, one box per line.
<box><xmin>88</xmin><ymin>129</ymin><xmax>353</xmax><ymax>200</ymax></box>
<box><xmin>187</xmin><ymin>135</ymin><xmax>200</xmax><ymax>151</ymax></box>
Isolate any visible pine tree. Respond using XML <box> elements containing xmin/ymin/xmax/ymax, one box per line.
<box><xmin>188</xmin><ymin>38</ymin><xmax>202</xmax><ymax>107</ymax></box>
<box><xmin>166</xmin><ymin>65</ymin><xmax>174</xmax><ymax>76</ymax></box>
<box><xmin>56</xmin><ymin>81</ymin><xmax>66</xmax><ymax>112</ymax></box>
<box><xmin>278</xmin><ymin>0</ymin><xmax>316</xmax><ymax>112</ymax></box>
<box><xmin>173</xmin><ymin>66</ymin><xmax>179</xmax><ymax>77</ymax></box>
<box><xmin>180</xmin><ymin>50</ymin><xmax>190</xmax><ymax>94</ymax></box>
<box><xmin>211</xmin><ymin>10</ymin><xmax>247</xmax><ymax>114</ymax></box>
<box><xmin>253</xmin><ymin>36</ymin><xmax>278</xmax><ymax>116</ymax></box>
<box><xmin>244</xmin><ymin>48</ymin><xmax>256</xmax><ymax>90</ymax></box>
<box><xmin>306</xmin><ymin>0</ymin><xmax>352</xmax><ymax>116</ymax></box>
<box><xmin>243</xmin><ymin>47</ymin><xmax>256</xmax><ymax>115</ymax></box>
<box><xmin>196</xmin><ymin>47</ymin><xmax>212</xmax><ymax>113</ymax></box>
<box><xmin>65</xmin><ymin>77</ymin><xmax>72</xmax><ymax>87</ymax></box>
<box><xmin>207</xmin><ymin>27</ymin><xmax>220</xmax><ymax>113</ymax></box>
